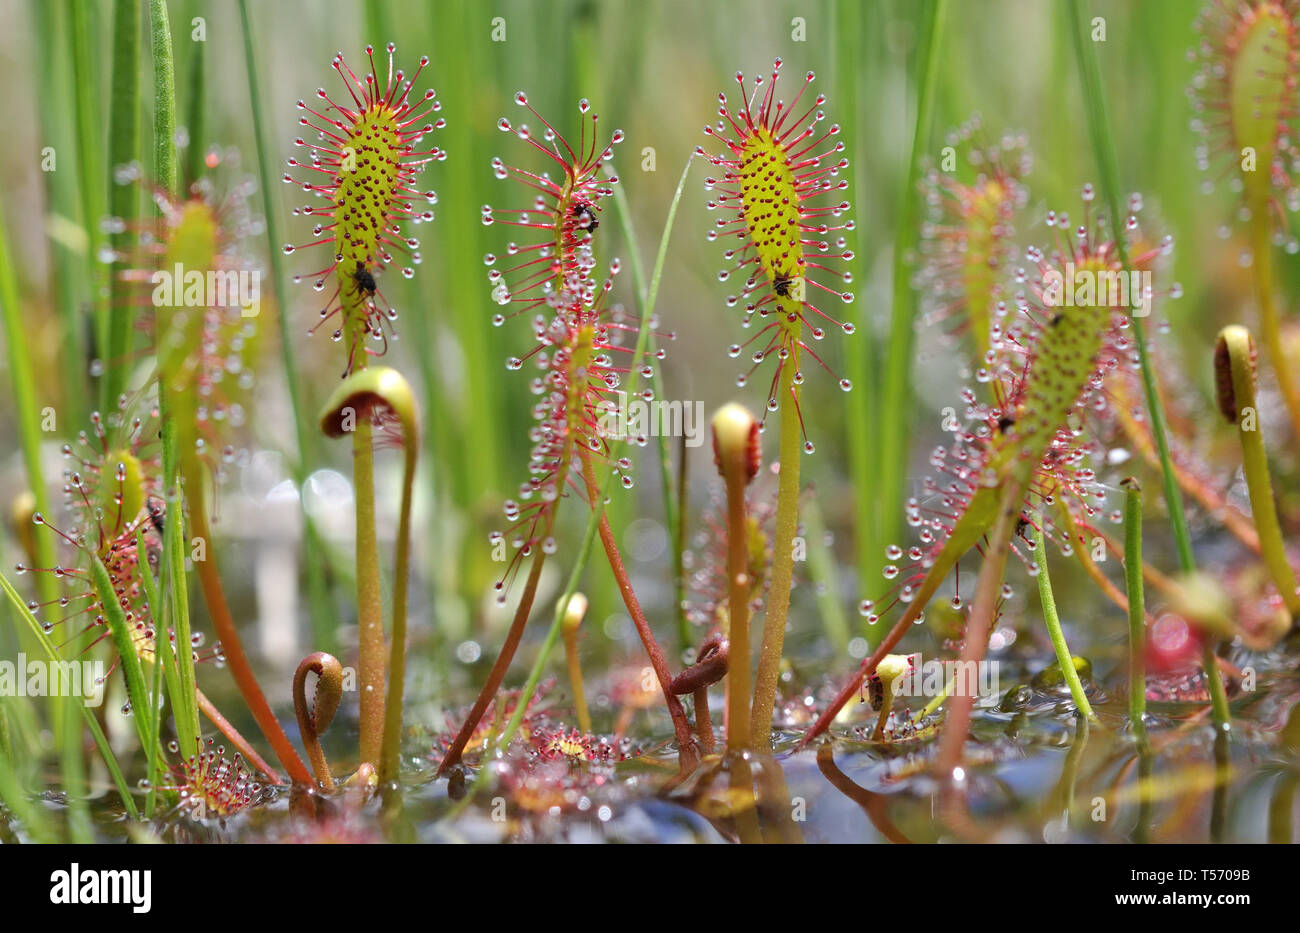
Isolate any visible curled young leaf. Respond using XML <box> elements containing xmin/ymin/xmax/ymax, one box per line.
<box><xmin>294</xmin><ymin>651</ymin><xmax>344</xmax><ymax>792</ymax></box>
<box><xmin>670</xmin><ymin>634</ymin><xmax>730</xmax><ymax>696</ymax></box>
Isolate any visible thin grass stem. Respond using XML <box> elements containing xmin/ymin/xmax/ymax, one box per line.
<box><xmin>1067</xmin><ymin>0</ymin><xmax>1228</xmax><ymax>728</ymax></box>
<box><xmin>102</xmin><ymin>0</ymin><xmax>141</xmax><ymax>412</ymax></box>
<box><xmin>871</xmin><ymin>0</ymin><xmax>946</xmax><ymax>637</ymax></box>
<box><xmin>235</xmin><ymin>0</ymin><xmax>336</xmax><ymax>654</ymax></box>
<box><xmin>605</xmin><ymin>170</ymin><xmax>689</xmax><ymax>649</ymax></box>
<box><xmin>0</xmin><ymin>570</ymin><xmax>139</xmax><ymax>821</ymax></box>
<box><xmin>1123</xmin><ymin>478</ymin><xmax>1147</xmax><ymax>745</ymax></box>
<box><xmin>1030</xmin><ymin>517</ymin><xmax>1096</xmax><ymax>722</ymax></box>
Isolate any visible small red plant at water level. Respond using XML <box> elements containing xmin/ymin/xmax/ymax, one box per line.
<box><xmin>166</xmin><ymin>746</ymin><xmax>265</xmax><ymax>820</ymax></box>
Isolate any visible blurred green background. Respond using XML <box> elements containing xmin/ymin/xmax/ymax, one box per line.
<box><xmin>0</xmin><ymin>0</ymin><xmax>1281</xmax><ymax>705</ymax></box>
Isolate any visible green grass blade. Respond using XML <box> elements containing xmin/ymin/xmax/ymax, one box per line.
<box><xmin>183</xmin><ymin>13</ymin><xmax>205</xmax><ymax>187</ymax></box>
<box><xmin>1065</xmin><ymin>0</ymin><xmax>1228</xmax><ymax>728</ymax></box>
<box><xmin>1066</xmin><ymin>0</ymin><xmax>1192</xmax><ymax>572</ymax></box>
<box><xmin>30</xmin><ymin>0</ymin><xmax>89</xmax><ymax>424</ymax></box>
<box><xmin>0</xmin><ymin>203</ymin><xmax>59</xmax><ymax>614</ymax></box>
<box><xmin>0</xmin><ymin>704</ymin><xmax>55</xmax><ymax>842</ymax></box>
<box><xmin>147</xmin><ymin>0</ymin><xmax>199</xmax><ymax>763</ymax></box>
<box><xmin>0</xmin><ymin>568</ymin><xmax>140</xmax><ymax>821</ymax></box>
<box><xmin>0</xmin><ymin>196</ymin><xmax>93</xmax><ymax>840</ymax></box>
<box><xmin>1031</xmin><ymin>517</ymin><xmax>1096</xmax><ymax>721</ymax></box>
<box><xmin>136</xmin><ymin>528</ymin><xmax>167</xmax><ymax>818</ymax></box>
<box><xmin>871</xmin><ymin>0</ymin><xmax>945</xmax><ymax>641</ymax></box>
<box><xmin>67</xmin><ymin>0</ymin><xmax>109</xmax><ymax>373</ymax></box>
<box><xmin>89</xmin><ymin>554</ymin><xmax>155</xmax><ymax>754</ymax></box>
<box><xmin>160</xmin><ymin>423</ymin><xmax>200</xmax><ymax>753</ymax></box>
<box><xmin>236</xmin><ymin>0</ymin><xmax>310</xmax><ymax>469</ymax></box>
<box><xmin>236</xmin><ymin>0</ymin><xmax>336</xmax><ymax>651</ymax></box>
<box><xmin>102</xmin><ymin>0</ymin><xmax>142</xmax><ymax>411</ymax></box>
<box><xmin>364</xmin><ymin>0</ymin><xmax>392</xmax><ymax>45</ymax></box>
<box><xmin>0</xmin><ymin>177</ymin><xmax>96</xmax><ymax>842</ymax></box>
<box><xmin>835</xmin><ymin>0</ymin><xmax>878</xmax><ymax>608</ymax></box>
<box><xmin>84</xmin><ymin>707</ymin><xmax>141</xmax><ymax>822</ymax></box>
<box><xmin>430</xmin><ymin>0</ymin><xmax>504</xmax><ymax>507</ymax></box>
<box><xmin>803</xmin><ymin>497</ymin><xmax>850</xmax><ymax>656</ymax></box>
<box><xmin>143</xmin><ymin>630</ymin><xmax>164</xmax><ymax>819</ymax></box>
<box><xmin>605</xmin><ymin>171</ymin><xmax>688</xmax><ymax>649</ymax></box>
<box><xmin>149</xmin><ymin>0</ymin><xmax>177</xmax><ymax>197</ymax></box>
<box><xmin>1122</xmin><ymin>478</ymin><xmax>1147</xmax><ymax>745</ymax></box>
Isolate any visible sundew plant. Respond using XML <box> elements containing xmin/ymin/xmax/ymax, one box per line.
<box><xmin>1</xmin><ymin>0</ymin><xmax>1300</xmax><ymax>863</ymax></box>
